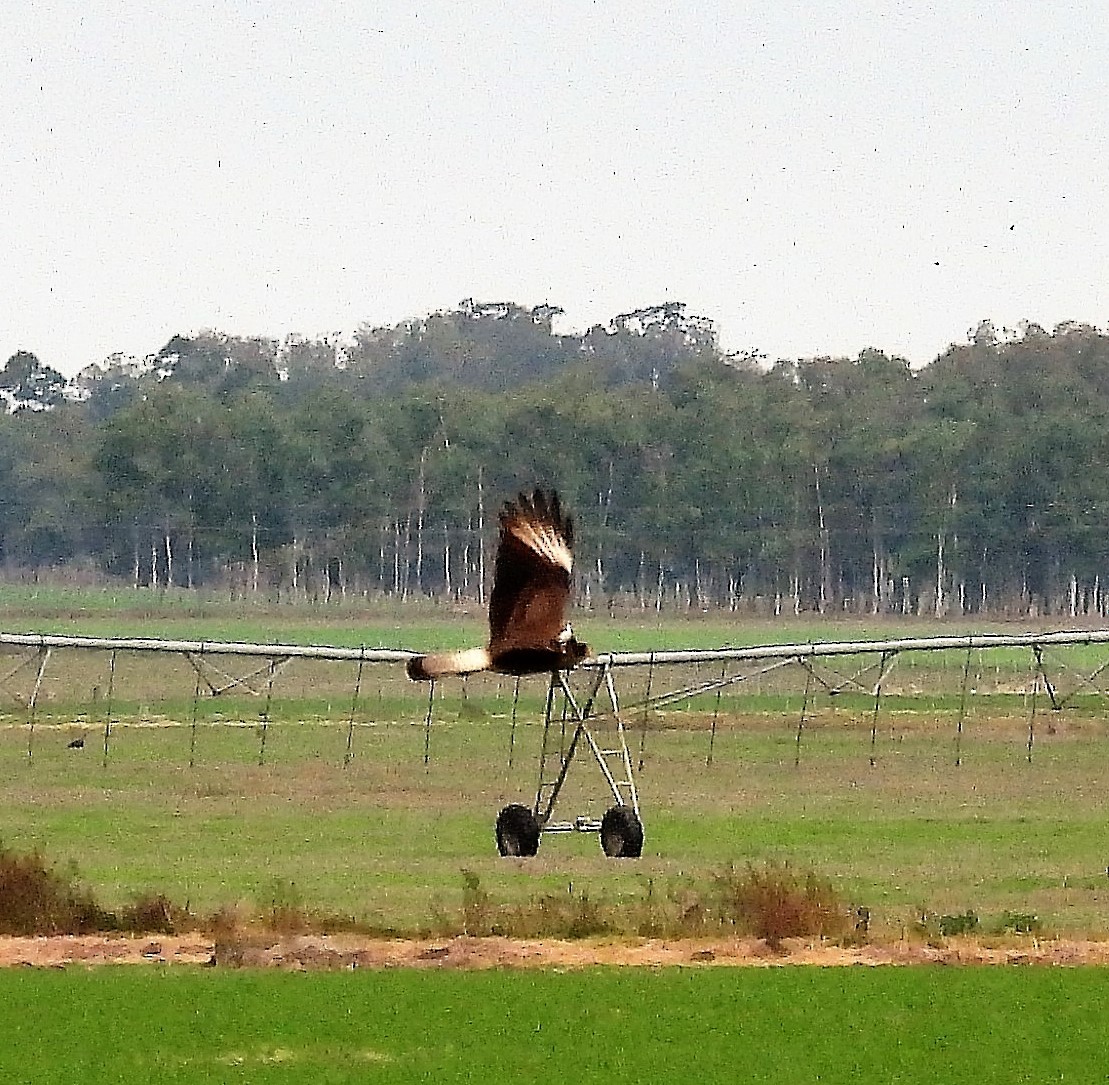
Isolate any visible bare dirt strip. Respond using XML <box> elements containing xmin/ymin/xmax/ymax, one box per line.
<box><xmin>4</xmin><ymin>934</ymin><xmax>1109</xmax><ymax>969</ymax></box>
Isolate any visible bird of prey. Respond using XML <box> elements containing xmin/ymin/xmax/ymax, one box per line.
<box><xmin>407</xmin><ymin>489</ymin><xmax>589</xmax><ymax>680</ymax></box>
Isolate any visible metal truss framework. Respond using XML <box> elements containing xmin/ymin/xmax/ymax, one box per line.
<box><xmin>5</xmin><ymin>628</ymin><xmax>1109</xmax><ymax>852</ymax></box>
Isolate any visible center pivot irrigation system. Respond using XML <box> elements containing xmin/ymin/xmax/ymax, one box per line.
<box><xmin>5</xmin><ymin>628</ymin><xmax>1109</xmax><ymax>859</ymax></box>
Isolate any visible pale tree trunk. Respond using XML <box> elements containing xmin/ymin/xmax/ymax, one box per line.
<box><xmin>935</xmin><ymin>531</ymin><xmax>945</xmax><ymax>617</ymax></box>
<box><xmin>871</xmin><ymin>510</ymin><xmax>885</xmax><ymax>615</ymax></box>
<box><xmin>251</xmin><ymin>513</ymin><xmax>259</xmax><ymax>596</ymax></box>
<box><xmin>477</xmin><ymin>467</ymin><xmax>486</xmax><ymax>606</ymax></box>
<box><xmin>392</xmin><ymin>521</ymin><xmax>401</xmax><ymax>595</ymax></box>
<box><xmin>186</xmin><ymin>491</ymin><xmax>195</xmax><ymax>589</ymax></box>
<box><xmin>462</xmin><ymin>515</ymin><xmax>472</xmax><ymax>599</ymax></box>
<box><xmin>416</xmin><ymin>448</ymin><xmax>427</xmax><ymax>595</ymax></box>
<box><xmin>935</xmin><ymin>482</ymin><xmax>957</xmax><ymax>618</ymax></box>
<box><xmin>443</xmin><ymin>523</ymin><xmax>451</xmax><ymax>598</ymax></box>
<box><xmin>814</xmin><ymin>464</ymin><xmax>829</xmax><ymax>614</ymax></box>
<box><xmin>596</xmin><ymin>460</ymin><xmax>614</xmax><ymax>602</ymax></box>
<box><xmin>402</xmin><ymin>514</ymin><xmax>412</xmax><ymax>600</ymax></box>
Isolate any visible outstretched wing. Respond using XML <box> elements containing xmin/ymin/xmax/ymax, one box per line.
<box><xmin>488</xmin><ymin>489</ymin><xmax>574</xmax><ymax>653</ymax></box>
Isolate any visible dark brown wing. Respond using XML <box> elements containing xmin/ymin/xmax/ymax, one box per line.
<box><xmin>488</xmin><ymin>489</ymin><xmax>574</xmax><ymax>653</ymax></box>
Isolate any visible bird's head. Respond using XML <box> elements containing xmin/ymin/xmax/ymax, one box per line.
<box><xmin>563</xmin><ymin>636</ymin><xmax>590</xmax><ymax>666</ymax></box>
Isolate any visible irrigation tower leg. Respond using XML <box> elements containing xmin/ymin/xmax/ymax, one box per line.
<box><xmin>494</xmin><ymin>664</ymin><xmax>643</xmax><ymax>858</ymax></box>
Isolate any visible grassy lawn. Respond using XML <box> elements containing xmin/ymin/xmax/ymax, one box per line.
<box><xmin>5</xmin><ymin>965</ymin><xmax>1109</xmax><ymax>1084</ymax></box>
<box><xmin>3</xmin><ymin>588</ymin><xmax>1109</xmax><ymax>935</ymax></box>
<box><xmin>5</xmin><ymin>591</ymin><xmax>1109</xmax><ymax>1083</ymax></box>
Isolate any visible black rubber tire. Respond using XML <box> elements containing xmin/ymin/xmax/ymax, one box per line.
<box><xmin>495</xmin><ymin>803</ymin><xmax>540</xmax><ymax>857</ymax></box>
<box><xmin>600</xmin><ymin>805</ymin><xmax>644</xmax><ymax>858</ymax></box>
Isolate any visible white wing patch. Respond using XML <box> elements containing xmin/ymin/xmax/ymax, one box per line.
<box><xmin>510</xmin><ymin>520</ymin><xmax>573</xmax><ymax>572</ymax></box>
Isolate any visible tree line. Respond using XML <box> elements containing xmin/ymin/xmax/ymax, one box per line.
<box><xmin>2</xmin><ymin>302</ymin><xmax>1108</xmax><ymax>619</ymax></box>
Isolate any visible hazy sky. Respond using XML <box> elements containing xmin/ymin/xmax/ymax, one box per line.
<box><xmin>4</xmin><ymin>0</ymin><xmax>1108</xmax><ymax>377</ymax></box>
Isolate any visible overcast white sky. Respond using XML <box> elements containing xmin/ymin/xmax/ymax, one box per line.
<box><xmin>3</xmin><ymin>0</ymin><xmax>1108</xmax><ymax>377</ymax></box>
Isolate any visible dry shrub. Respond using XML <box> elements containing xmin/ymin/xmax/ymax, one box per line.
<box><xmin>205</xmin><ymin>903</ymin><xmax>254</xmax><ymax>966</ymax></box>
<box><xmin>263</xmin><ymin>880</ymin><xmax>311</xmax><ymax>935</ymax></box>
<box><xmin>713</xmin><ymin>862</ymin><xmax>846</xmax><ymax>948</ymax></box>
<box><xmin>460</xmin><ymin>869</ymin><xmax>494</xmax><ymax>936</ymax></box>
<box><xmin>458</xmin><ymin>872</ymin><xmax>613</xmax><ymax>940</ymax></box>
<box><xmin>120</xmin><ymin>893</ymin><xmax>189</xmax><ymax>934</ymax></box>
<box><xmin>0</xmin><ymin>844</ymin><xmax>111</xmax><ymax>935</ymax></box>
<box><xmin>518</xmin><ymin>888</ymin><xmax>610</xmax><ymax>939</ymax></box>
<box><xmin>452</xmin><ymin>867</ymin><xmax>848</xmax><ymax>943</ymax></box>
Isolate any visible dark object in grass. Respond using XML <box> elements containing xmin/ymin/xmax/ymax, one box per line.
<box><xmin>937</xmin><ymin>910</ymin><xmax>980</xmax><ymax>937</ymax></box>
<box><xmin>496</xmin><ymin>804</ymin><xmax>540</xmax><ymax>857</ymax></box>
<box><xmin>997</xmin><ymin>910</ymin><xmax>1042</xmax><ymax>935</ymax></box>
<box><xmin>66</xmin><ymin>737</ymin><xmax>84</xmax><ymax>749</ymax></box>
<box><xmin>855</xmin><ymin>906</ymin><xmax>871</xmax><ymax>934</ymax></box>
<box><xmin>600</xmin><ymin>805</ymin><xmax>644</xmax><ymax>858</ymax></box>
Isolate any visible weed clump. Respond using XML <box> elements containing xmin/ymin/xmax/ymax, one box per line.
<box><xmin>449</xmin><ymin>864</ymin><xmax>848</xmax><ymax>944</ymax></box>
<box><xmin>712</xmin><ymin>862</ymin><xmax>846</xmax><ymax>947</ymax></box>
<box><xmin>121</xmin><ymin>893</ymin><xmax>188</xmax><ymax>935</ymax></box>
<box><xmin>0</xmin><ymin>844</ymin><xmax>110</xmax><ymax>935</ymax></box>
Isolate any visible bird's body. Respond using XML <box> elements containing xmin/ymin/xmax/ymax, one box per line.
<box><xmin>407</xmin><ymin>489</ymin><xmax>589</xmax><ymax>680</ymax></box>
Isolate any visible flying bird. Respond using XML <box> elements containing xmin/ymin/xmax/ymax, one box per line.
<box><xmin>407</xmin><ymin>489</ymin><xmax>589</xmax><ymax>680</ymax></box>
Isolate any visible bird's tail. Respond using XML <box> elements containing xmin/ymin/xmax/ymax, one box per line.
<box><xmin>406</xmin><ymin>647</ymin><xmax>492</xmax><ymax>681</ymax></box>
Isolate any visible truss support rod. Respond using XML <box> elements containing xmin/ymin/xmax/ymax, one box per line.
<box><xmin>635</xmin><ymin>657</ymin><xmax>797</xmax><ymax>714</ymax></box>
<box><xmin>186</xmin><ymin>652</ymin><xmax>292</xmax><ymax>697</ymax></box>
<box><xmin>27</xmin><ymin>647</ymin><xmax>51</xmax><ymax>711</ymax></box>
<box><xmin>868</xmin><ymin>650</ymin><xmax>897</xmax><ymax>766</ymax></box>
<box><xmin>1051</xmin><ymin>654</ymin><xmax>1109</xmax><ymax>709</ymax></box>
<box><xmin>25</xmin><ymin>647</ymin><xmax>51</xmax><ymax>762</ymax></box>
<box><xmin>1031</xmin><ymin>645</ymin><xmax>1060</xmax><ymax>711</ymax></box>
<box><xmin>536</xmin><ymin>707</ymin><xmax>587</xmax><ymax>827</ymax></box>
<box><xmin>558</xmin><ymin>672</ymin><xmax>634</xmax><ymax>811</ymax></box>
<box><xmin>1</xmin><ymin>650</ymin><xmax>41</xmax><ymax>696</ymax></box>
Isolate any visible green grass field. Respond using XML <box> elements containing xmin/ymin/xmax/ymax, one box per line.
<box><xmin>5</xmin><ymin>965</ymin><xmax>1109</xmax><ymax>1084</ymax></box>
<box><xmin>6</xmin><ymin>589</ymin><xmax>1109</xmax><ymax>1083</ymax></box>
<box><xmin>3</xmin><ymin>587</ymin><xmax>1109</xmax><ymax>936</ymax></box>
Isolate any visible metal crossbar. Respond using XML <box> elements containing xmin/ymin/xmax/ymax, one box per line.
<box><xmin>535</xmin><ymin>664</ymin><xmax>639</xmax><ymax>833</ymax></box>
<box><xmin>8</xmin><ymin>625</ymin><xmax>1109</xmax><ymax>854</ymax></box>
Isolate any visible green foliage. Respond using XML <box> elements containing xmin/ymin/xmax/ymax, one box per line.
<box><xmin>8</xmin><ymin>314</ymin><xmax>1109</xmax><ymax>616</ymax></box>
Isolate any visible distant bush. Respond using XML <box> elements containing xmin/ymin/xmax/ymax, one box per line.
<box><xmin>119</xmin><ymin>893</ymin><xmax>188</xmax><ymax>935</ymax></box>
<box><xmin>449</xmin><ymin>864</ymin><xmax>848</xmax><ymax>945</ymax></box>
<box><xmin>996</xmin><ymin>910</ymin><xmax>1042</xmax><ymax>935</ymax></box>
<box><xmin>937</xmin><ymin>910</ymin><xmax>980</xmax><ymax>937</ymax></box>
<box><xmin>712</xmin><ymin>863</ymin><xmax>847</xmax><ymax>947</ymax></box>
<box><xmin>0</xmin><ymin>844</ymin><xmax>111</xmax><ymax>935</ymax></box>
